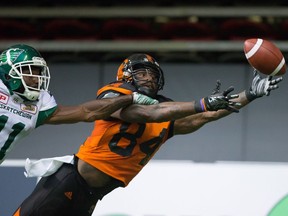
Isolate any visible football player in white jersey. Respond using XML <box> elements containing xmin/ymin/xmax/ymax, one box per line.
<box><xmin>0</xmin><ymin>44</ymin><xmax>158</xmax><ymax>164</ymax></box>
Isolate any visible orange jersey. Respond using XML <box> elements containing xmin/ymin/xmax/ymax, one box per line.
<box><xmin>76</xmin><ymin>82</ymin><xmax>174</xmax><ymax>186</ymax></box>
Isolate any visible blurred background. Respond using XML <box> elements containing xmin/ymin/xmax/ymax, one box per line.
<box><xmin>1</xmin><ymin>1</ymin><xmax>288</xmax><ymax>215</ymax></box>
<box><xmin>1</xmin><ymin>0</ymin><xmax>288</xmax><ymax>63</ymax></box>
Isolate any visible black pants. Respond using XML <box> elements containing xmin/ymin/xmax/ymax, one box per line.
<box><xmin>13</xmin><ymin>162</ymin><xmax>122</xmax><ymax>216</ymax></box>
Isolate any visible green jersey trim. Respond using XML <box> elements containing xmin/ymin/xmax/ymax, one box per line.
<box><xmin>36</xmin><ymin>106</ymin><xmax>58</xmax><ymax>128</ymax></box>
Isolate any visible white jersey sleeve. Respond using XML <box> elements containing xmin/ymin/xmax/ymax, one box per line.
<box><xmin>38</xmin><ymin>90</ymin><xmax>57</xmax><ymax>112</ymax></box>
<box><xmin>0</xmin><ymin>80</ymin><xmax>58</xmax><ymax>164</ymax></box>
<box><xmin>35</xmin><ymin>90</ymin><xmax>58</xmax><ymax>127</ymax></box>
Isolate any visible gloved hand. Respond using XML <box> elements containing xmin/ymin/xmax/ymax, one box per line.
<box><xmin>246</xmin><ymin>70</ymin><xmax>283</xmax><ymax>101</ymax></box>
<box><xmin>195</xmin><ymin>80</ymin><xmax>241</xmax><ymax>113</ymax></box>
<box><xmin>132</xmin><ymin>92</ymin><xmax>159</xmax><ymax>105</ymax></box>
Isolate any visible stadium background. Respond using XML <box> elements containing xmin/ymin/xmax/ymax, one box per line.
<box><xmin>1</xmin><ymin>1</ymin><xmax>288</xmax><ymax>215</ymax></box>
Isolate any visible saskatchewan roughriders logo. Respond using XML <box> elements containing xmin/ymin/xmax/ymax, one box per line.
<box><xmin>0</xmin><ymin>48</ymin><xmax>24</xmax><ymax>66</ymax></box>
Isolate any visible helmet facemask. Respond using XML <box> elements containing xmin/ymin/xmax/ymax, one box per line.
<box><xmin>3</xmin><ymin>47</ymin><xmax>50</xmax><ymax>101</ymax></box>
<box><xmin>129</xmin><ymin>63</ymin><xmax>163</xmax><ymax>97</ymax></box>
<box><xmin>117</xmin><ymin>54</ymin><xmax>164</xmax><ymax>98</ymax></box>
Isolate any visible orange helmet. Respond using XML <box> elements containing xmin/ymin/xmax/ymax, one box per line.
<box><xmin>116</xmin><ymin>53</ymin><xmax>164</xmax><ymax>92</ymax></box>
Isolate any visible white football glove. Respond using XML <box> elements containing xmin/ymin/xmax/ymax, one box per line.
<box><xmin>132</xmin><ymin>92</ymin><xmax>159</xmax><ymax>105</ymax></box>
<box><xmin>246</xmin><ymin>70</ymin><xmax>283</xmax><ymax>101</ymax></box>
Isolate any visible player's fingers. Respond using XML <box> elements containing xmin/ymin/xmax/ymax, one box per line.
<box><xmin>216</xmin><ymin>80</ymin><xmax>221</xmax><ymax>88</ymax></box>
<box><xmin>212</xmin><ymin>80</ymin><xmax>221</xmax><ymax>94</ymax></box>
<box><xmin>268</xmin><ymin>85</ymin><xmax>279</xmax><ymax>91</ymax></box>
<box><xmin>271</xmin><ymin>77</ymin><xmax>283</xmax><ymax>84</ymax></box>
<box><xmin>223</xmin><ymin>86</ymin><xmax>234</xmax><ymax>96</ymax></box>
<box><xmin>253</xmin><ymin>69</ymin><xmax>258</xmax><ymax>77</ymax></box>
<box><xmin>229</xmin><ymin>101</ymin><xmax>242</xmax><ymax>107</ymax></box>
<box><xmin>267</xmin><ymin>76</ymin><xmax>283</xmax><ymax>86</ymax></box>
<box><xmin>227</xmin><ymin>94</ymin><xmax>239</xmax><ymax>100</ymax></box>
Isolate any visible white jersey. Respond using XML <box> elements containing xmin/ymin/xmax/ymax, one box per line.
<box><xmin>0</xmin><ymin>80</ymin><xmax>57</xmax><ymax>164</ymax></box>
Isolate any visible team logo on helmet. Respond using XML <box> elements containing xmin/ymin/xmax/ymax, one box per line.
<box><xmin>143</xmin><ymin>57</ymin><xmax>149</xmax><ymax>62</ymax></box>
<box><xmin>142</xmin><ymin>55</ymin><xmax>160</xmax><ymax>67</ymax></box>
<box><xmin>0</xmin><ymin>48</ymin><xmax>24</xmax><ymax>66</ymax></box>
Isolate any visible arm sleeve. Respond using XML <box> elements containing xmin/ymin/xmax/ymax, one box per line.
<box><xmin>36</xmin><ymin>106</ymin><xmax>58</xmax><ymax>127</ymax></box>
<box><xmin>36</xmin><ymin>91</ymin><xmax>58</xmax><ymax>127</ymax></box>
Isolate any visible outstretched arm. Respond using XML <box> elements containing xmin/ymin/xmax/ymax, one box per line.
<box><xmin>173</xmin><ymin>71</ymin><xmax>283</xmax><ymax>135</ymax></box>
<box><xmin>117</xmin><ymin>101</ymin><xmax>203</xmax><ymax>123</ymax></box>
<box><xmin>115</xmin><ymin>83</ymin><xmax>239</xmax><ymax>123</ymax></box>
<box><xmin>173</xmin><ymin>91</ymin><xmax>249</xmax><ymax>134</ymax></box>
<box><xmin>45</xmin><ymin>93</ymin><xmax>158</xmax><ymax>124</ymax></box>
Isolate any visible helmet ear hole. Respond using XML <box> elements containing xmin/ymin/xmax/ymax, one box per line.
<box><xmin>4</xmin><ymin>74</ymin><xmax>10</xmax><ymax>80</ymax></box>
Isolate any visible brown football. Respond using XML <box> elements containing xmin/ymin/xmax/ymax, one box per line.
<box><xmin>244</xmin><ymin>38</ymin><xmax>286</xmax><ymax>76</ymax></box>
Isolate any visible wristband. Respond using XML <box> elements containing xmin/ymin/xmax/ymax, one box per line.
<box><xmin>245</xmin><ymin>90</ymin><xmax>257</xmax><ymax>102</ymax></box>
<box><xmin>195</xmin><ymin>98</ymin><xmax>207</xmax><ymax>113</ymax></box>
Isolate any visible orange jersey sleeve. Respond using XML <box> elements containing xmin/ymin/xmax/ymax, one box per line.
<box><xmin>76</xmin><ymin>82</ymin><xmax>174</xmax><ymax>186</ymax></box>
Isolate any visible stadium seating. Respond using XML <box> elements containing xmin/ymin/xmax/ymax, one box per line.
<box><xmin>0</xmin><ymin>19</ymin><xmax>38</xmax><ymax>40</ymax></box>
<box><xmin>41</xmin><ymin>19</ymin><xmax>98</xmax><ymax>40</ymax></box>
<box><xmin>100</xmin><ymin>19</ymin><xmax>157</xmax><ymax>40</ymax></box>
<box><xmin>160</xmin><ymin>21</ymin><xmax>216</xmax><ymax>40</ymax></box>
<box><xmin>218</xmin><ymin>19</ymin><xmax>276</xmax><ymax>40</ymax></box>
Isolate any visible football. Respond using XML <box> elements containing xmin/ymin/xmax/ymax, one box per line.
<box><xmin>244</xmin><ymin>38</ymin><xmax>286</xmax><ymax>76</ymax></box>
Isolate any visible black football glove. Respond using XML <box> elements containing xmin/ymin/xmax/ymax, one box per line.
<box><xmin>196</xmin><ymin>80</ymin><xmax>241</xmax><ymax>113</ymax></box>
<box><xmin>245</xmin><ymin>70</ymin><xmax>283</xmax><ymax>101</ymax></box>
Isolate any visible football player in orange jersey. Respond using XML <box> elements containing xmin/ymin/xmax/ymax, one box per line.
<box><xmin>14</xmin><ymin>54</ymin><xmax>282</xmax><ymax>216</ymax></box>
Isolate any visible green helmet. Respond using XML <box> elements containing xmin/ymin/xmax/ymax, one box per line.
<box><xmin>0</xmin><ymin>44</ymin><xmax>50</xmax><ymax>101</ymax></box>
